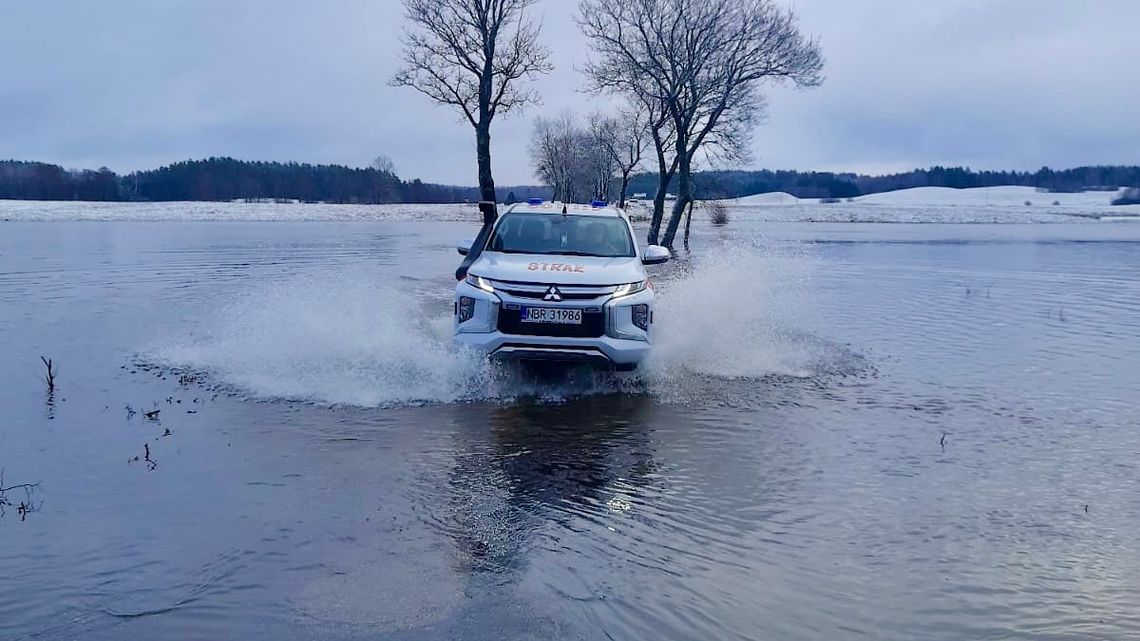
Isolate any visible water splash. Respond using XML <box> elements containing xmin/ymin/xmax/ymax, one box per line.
<box><xmin>154</xmin><ymin>269</ymin><xmax>497</xmax><ymax>406</ymax></box>
<box><xmin>646</xmin><ymin>244</ymin><xmax>823</xmax><ymax>379</ymax></box>
<box><xmin>150</xmin><ymin>242</ymin><xmax>862</xmax><ymax>407</ymax></box>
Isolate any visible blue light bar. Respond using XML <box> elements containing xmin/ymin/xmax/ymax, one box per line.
<box><xmin>590</xmin><ymin>200</ymin><xmax>607</xmax><ymax>208</ymax></box>
<box><xmin>527</xmin><ymin>198</ymin><xmax>543</xmax><ymax>205</ymax></box>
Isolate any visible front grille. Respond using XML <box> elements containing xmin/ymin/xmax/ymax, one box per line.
<box><xmin>497</xmin><ymin>308</ymin><xmax>606</xmax><ymax>338</ymax></box>
<box><xmin>489</xmin><ymin>279</ymin><xmax>617</xmax><ymax>303</ymax></box>
<box><xmin>499</xmin><ymin>289</ymin><xmax>601</xmax><ymax>301</ymax></box>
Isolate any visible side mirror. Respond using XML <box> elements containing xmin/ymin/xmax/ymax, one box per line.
<box><xmin>642</xmin><ymin>245</ymin><xmax>670</xmax><ymax>265</ymax></box>
<box><xmin>457</xmin><ymin>238</ymin><xmax>475</xmax><ymax>256</ymax></box>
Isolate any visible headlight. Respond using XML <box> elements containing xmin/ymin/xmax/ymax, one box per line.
<box><xmin>465</xmin><ymin>274</ymin><xmax>495</xmax><ymax>293</ymax></box>
<box><xmin>612</xmin><ymin>279</ymin><xmax>650</xmax><ymax>299</ymax></box>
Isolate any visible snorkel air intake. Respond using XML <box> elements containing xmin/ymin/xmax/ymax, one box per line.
<box><xmin>455</xmin><ymin>200</ymin><xmax>498</xmax><ymax>280</ymax></box>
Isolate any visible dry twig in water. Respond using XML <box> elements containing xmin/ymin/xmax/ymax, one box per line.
<box><xmin>0</xmin><ymin>468</ymin><xmax>41</xmax><ymax>521</ymax></box>
<box><xmin>40</xmin><ymin>356</ymin><xmax>56</xmax><ymax>392</ymax></box>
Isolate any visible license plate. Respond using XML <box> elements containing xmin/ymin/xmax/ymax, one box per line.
<box><xmin>521</xmin><ymin>307</ymin><xmax>582</xmax><ymax>324</ymax></box>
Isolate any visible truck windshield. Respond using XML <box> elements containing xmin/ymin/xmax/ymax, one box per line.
<box><xmin>487</xmin><ymin>213</ymin><xmax>635</xmax><ymax>258</ymax></box>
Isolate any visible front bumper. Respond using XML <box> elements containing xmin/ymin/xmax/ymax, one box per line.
<box><xmin>455</xmin><ymin>330</ymin><xmax>651</xmax><ymax>366</ymax></box>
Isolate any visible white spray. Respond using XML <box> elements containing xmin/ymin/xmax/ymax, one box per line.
<box><xmin>153</xmin><ymin>240</ymin><xmax>854</xmax><ymax>407</ymax></box>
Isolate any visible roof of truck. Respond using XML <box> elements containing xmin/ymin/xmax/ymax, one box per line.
<box><xmin>504</xmin><ymin>202</ymin><xmax>625</xmax><ymax>218</ymax></box>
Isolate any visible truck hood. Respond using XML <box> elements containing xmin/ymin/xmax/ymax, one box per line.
<box><xmin>469</xmin><ymin>252</ymin><xmax>645</xmax><ymax>286</ymax></box>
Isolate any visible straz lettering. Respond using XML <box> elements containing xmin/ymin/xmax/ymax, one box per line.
<box><xmin>527</xmin><ymin>263</ymin><xmax>585</xmax><ymax>273</ymax></box>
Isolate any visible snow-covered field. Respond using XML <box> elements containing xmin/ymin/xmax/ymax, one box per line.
<box><xmin>0</xmin><ymin>200</ymin><xmax>478</xmax><ymax>222</ymax></box>
<box><xmin>1</xmin><ymin>186</ymin><xmax>1138</xmax><ymax>223</ymax></box>
<box><xmin>724</xmin><ymin>185</ymin><xmax>1140</xmax><ymax>224</ymax></box>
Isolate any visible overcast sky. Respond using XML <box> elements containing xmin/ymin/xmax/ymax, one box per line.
<box><xmin>2</xmin><ymin>0</ymin><xmax>1137</xmax><ymax>184</ymax></box>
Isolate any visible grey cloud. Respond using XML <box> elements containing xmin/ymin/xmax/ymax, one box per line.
<box><xmin>1</xmin><ymin>0</ymin><xmax>1136</xmax><ymax>184</ymax></box>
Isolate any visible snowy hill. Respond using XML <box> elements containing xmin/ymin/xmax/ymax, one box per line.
<box><xmin>732</xmin><ymin>191</ymin><xmax>800</xmax><ymax>205</ymax></box>
<box><xmin>853</xmin><ymin>186</ymin><xmax>1118</xmax><ymax>208</ymax></box>
<box><xmin>720</xmin><ymin>185</ymin><xmax>1140</xmax><ymax>223</ymax></box>
<box><xmin>727</xmin><ymin>185</ymin><xmax>1124</xmax><ymax>208</ymax></box>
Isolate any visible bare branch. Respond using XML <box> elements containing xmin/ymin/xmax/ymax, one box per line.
<box><xmin>529</xmin><ymin>112</ymin><xmax>617</xmax><ymax>204</ymax></box>
<box><xmin>577</xmin><ymin>0</ymin><xmax>824</xmax><ymax>246</ymax></box>
<box><xmin>392</xmin><ymin>0</ymin><xmax>551</xmax><ymax>122</ymax></box>
<box><xmin>391</xmin><ymin>0</ymin><xmax>553</xmax><ymax>201</ymax></box>
<box><xmin>40</xmin><ymin>356</ymin><xmax>56</xmax><ymax>391</ymax></box>
<box><xmin>0</xmin><ymin>468</ymin><xmax>41</xmax><ymax>521</ymax></box>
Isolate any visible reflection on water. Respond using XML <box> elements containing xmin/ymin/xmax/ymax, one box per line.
<box><xmin>432</xmin><ymin>395</ymin><xmax>657</xmax><ymax>582</ymax></box>
<box><xmin>1</xmin><ymin>220</ymin><xmax>1139</xmax><ymax>640</ymax></box>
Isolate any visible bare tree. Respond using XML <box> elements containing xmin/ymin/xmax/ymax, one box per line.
<box><xmin>369</xmin><ymin>155</ymin><xmax>401</xmax><ymax>202</ymax></box>
<box><xmin>579</xmin><ymin>0</ymin><xmax>824</xmax><ymax>247</ymax></box>
<box><xmin>582</xmin><ymin>118</ymin><xmax>618</xmax><ymax>202</ymax></box>
<box><xmin>531</xmin><ymin>112</ymin><xmax>579</xmax><ymax>203</ymax></box>
<box><xmin>530</xmin><ymin>112</ymin><xmax>618</xmax><ymax>204</ymax></box>
<box><xmin>371</xmin><ymin>155</ymin><xmax>396</xmax><ymax>174</ymax></box>
<box><xmin>577</xmin><ymin>0</ymin><xmax>677</xmax><ymax>241</ymax></box>
<box><xmin>392</xmin><ymin>0</ymin><xmax>553</xmax><ymax>204</ymax></box>
<box><xmin>590</xmin><ymin>104</ymin><xmax>648</xmax><ymax>209</ymax></box>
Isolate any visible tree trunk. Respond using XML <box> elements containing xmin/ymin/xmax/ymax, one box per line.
<box><xmin>475</xmin><ymin>122</ymin><xmax>496</xmax><ymax>204</ymax></box>
<box><xmin>662</xmin><ymin>194</ymin><xmax>691</xmax><ymax>248</ymax></box>
<box><xmin>618</xmin><ymin>172</ymin><xmax>630</xmax><ymax>209</ymax></box>
<box><xmin>683</xmin><ymin>198</ymin><xmax>695</xmax><ymax>249</ymax></box>
<box><xmin>661</xmin><ymin>152</ymin><xmax>692</xmax><ymax>248</ymax></box>
<box><xmin>649</xmin><ymin>158</ymin><xmax>676</xmax><ymax>243</ymax></box>
<box><xmin>649</xmin><ymin>182</ymin><xmax>668</xmax><ymax>244</ymax></box>
<box><xmin>647</xmin><ymin>126</ymin><xmax>670</xmax><ymax>244</ymax></box>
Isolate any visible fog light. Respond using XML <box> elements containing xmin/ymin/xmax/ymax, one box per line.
<box><xmin>632</xmin><ymin>304</ymin><xmax>649</xmax><ymax>331</ymax></box>
<box><xmin>458</xmin><ymin>296</ymin><xmax>475</xmax><ymax>323</ymax></box>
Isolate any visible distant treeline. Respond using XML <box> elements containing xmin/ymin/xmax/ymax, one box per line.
<box><xmin>3</xmin><ymin>157</ymin><xmax>1139</xmax><ymax>204</ymax></box>
<box><xmin>0</xmin><ymin>162</ymin><xmax>123</xmax><ymax>201</ymax></box>
<box><xmin>0</xmin><ymin>158</ymin><xmax>550</xmax><ymax>204</ymax></box>
<box><xmin>627</xmin><ymin>165</ymin><xmax>1140</xmax><ymax>200</ymax></box>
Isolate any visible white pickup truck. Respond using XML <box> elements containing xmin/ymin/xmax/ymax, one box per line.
<box><xmin>454</xmin><ymin>201</ymin><xmax>670</xmax><ymax>370</ymax></box>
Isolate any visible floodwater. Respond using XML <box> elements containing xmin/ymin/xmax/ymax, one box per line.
<box><xmin>1</xmin><ymin>216</ymin><xmax>1139</xmax><ymax>640</ymax></box>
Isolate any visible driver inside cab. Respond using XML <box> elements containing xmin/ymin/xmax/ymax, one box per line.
<box><xmin>581</xmin><ymin>221</ymin><xmax>619</xmax><ymax>256</ymax></box>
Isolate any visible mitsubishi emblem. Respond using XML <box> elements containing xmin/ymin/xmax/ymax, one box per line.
<box><xmin>543</xmin><ymin>286</ymin><xmax>563</xmax><ymax>302</ymax></box>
